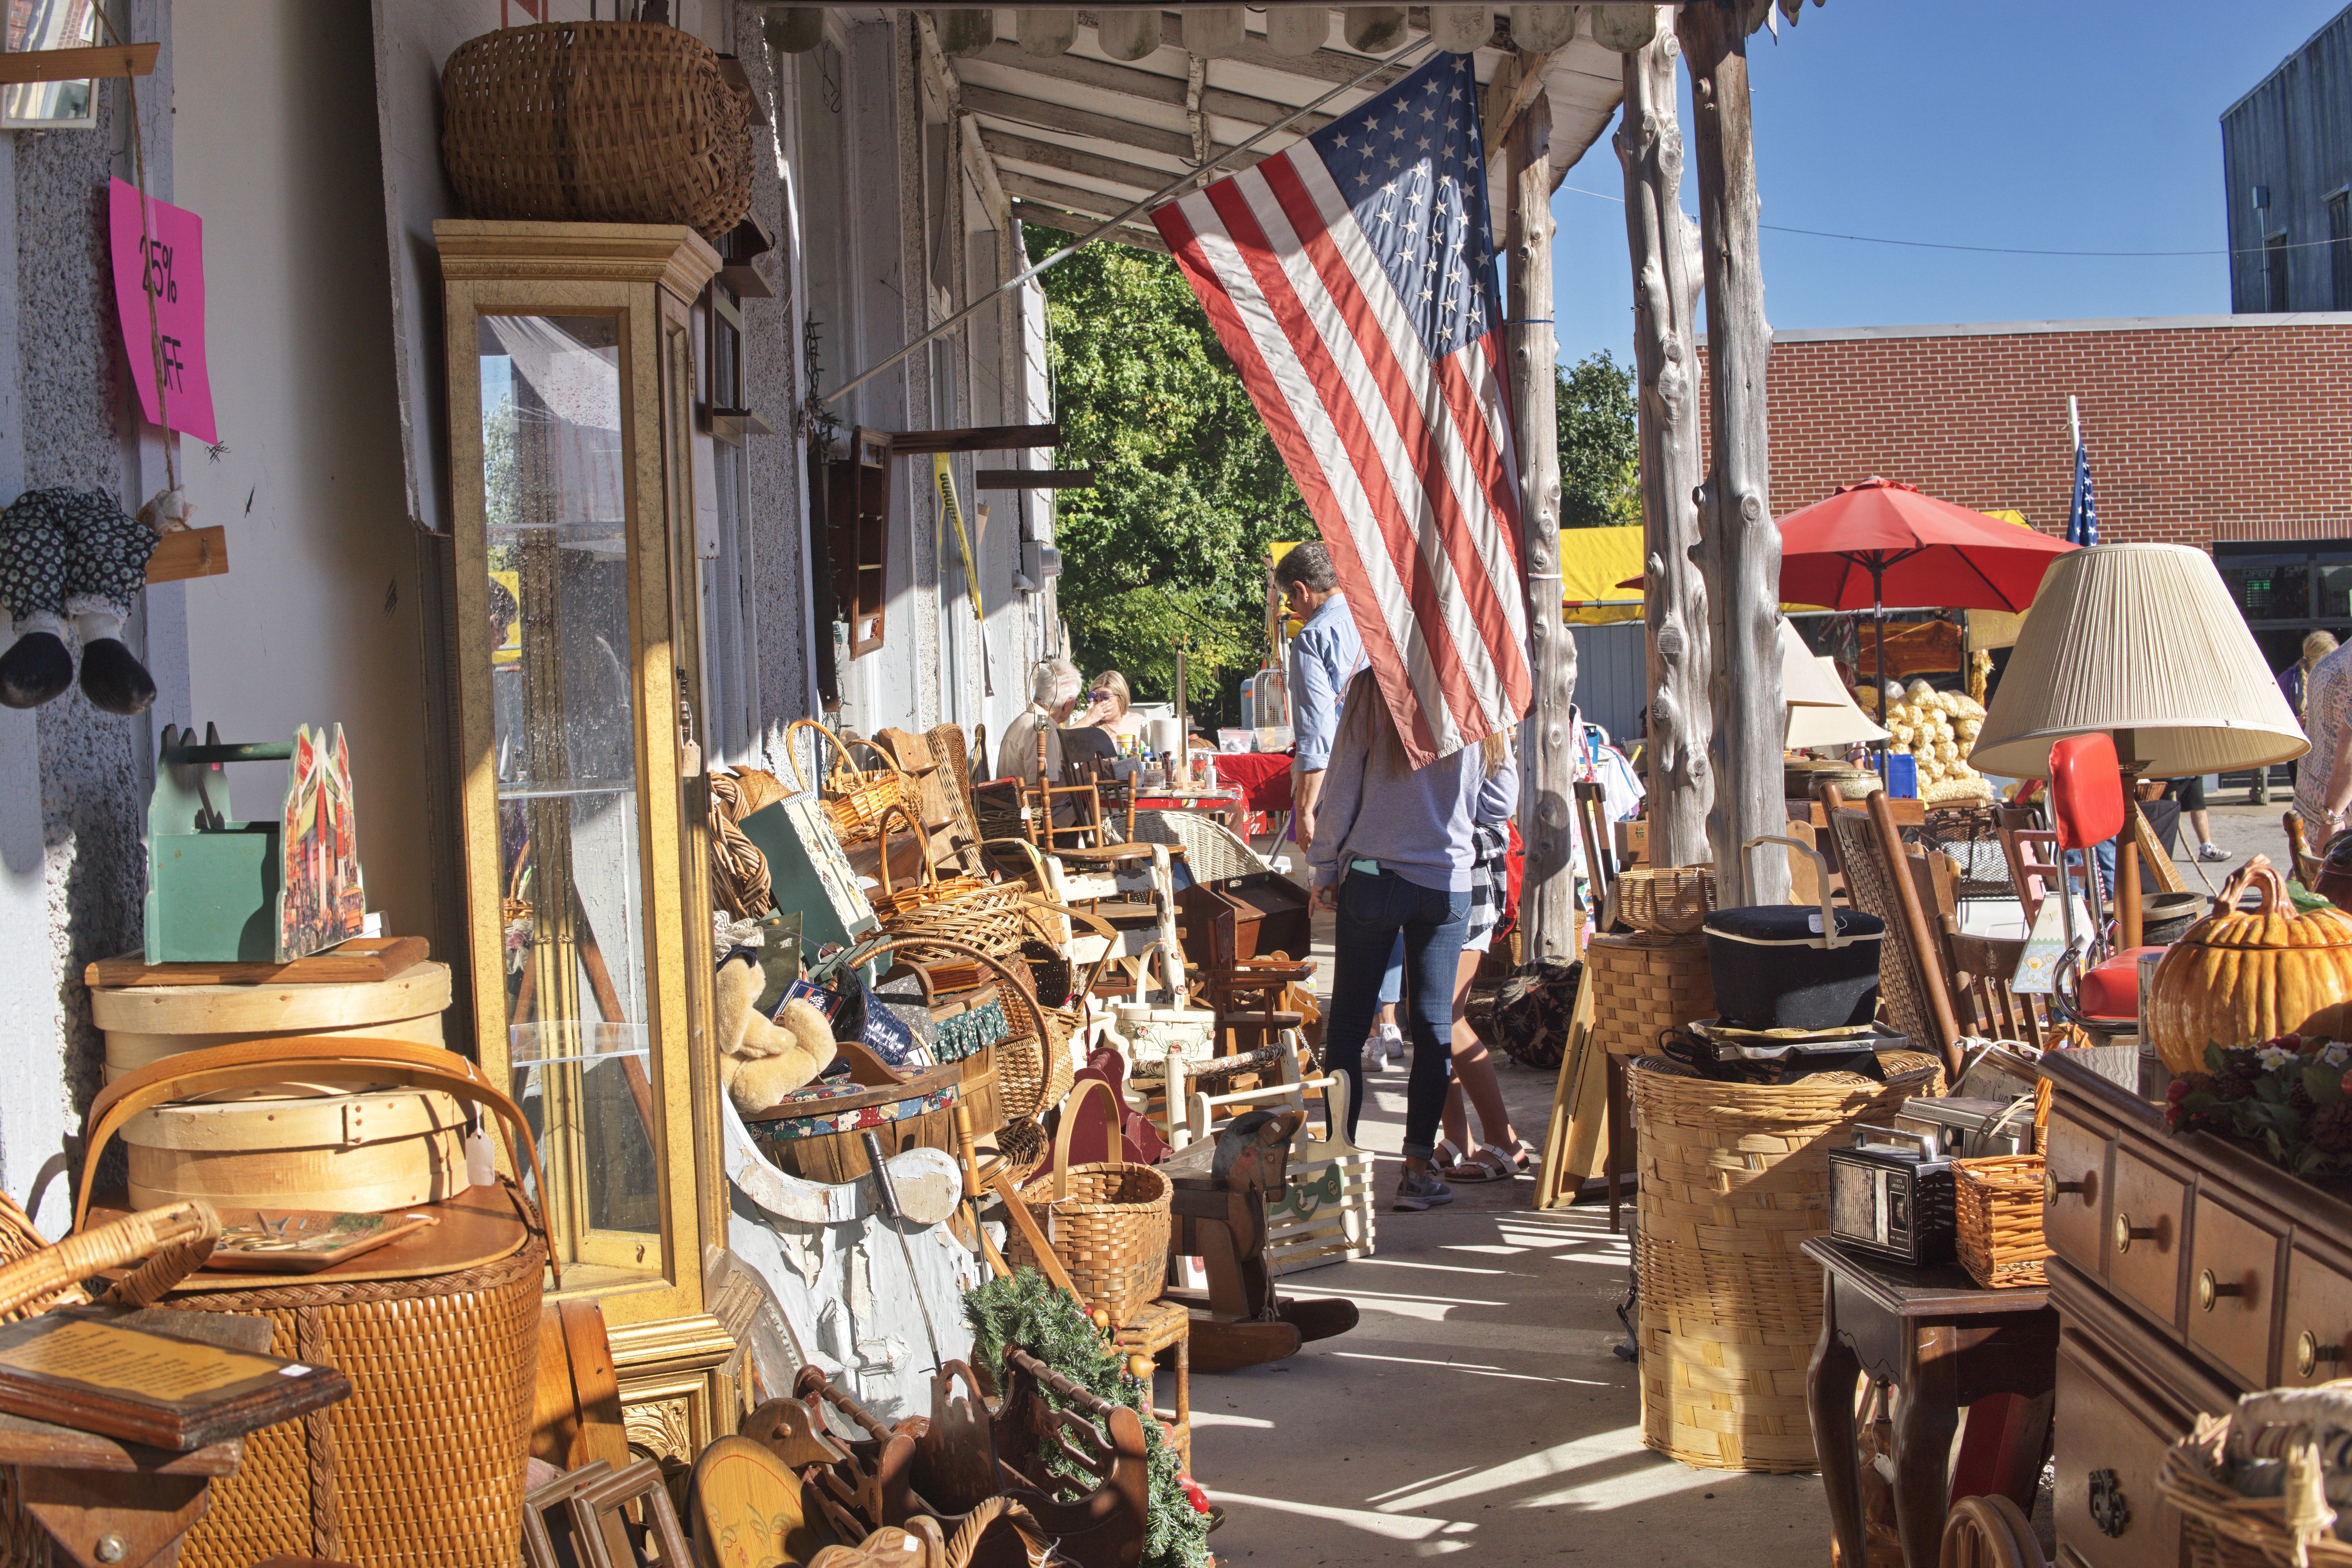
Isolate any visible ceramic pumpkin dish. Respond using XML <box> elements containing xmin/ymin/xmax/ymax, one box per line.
<box><xmin>2147</xmin><ymin>863</ymin><xmax>2352</xmax><ymax>1074</ymax></box>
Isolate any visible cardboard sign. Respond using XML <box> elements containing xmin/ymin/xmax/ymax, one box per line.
<box><xmin>108</xmin><ymin>178</ymin><xmax>216</xmax><ymax>444</ymax></box>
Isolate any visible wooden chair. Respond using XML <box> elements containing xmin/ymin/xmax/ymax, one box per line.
<box><xmin>1820</xmin><ymin>783</ymin><xmax>1964</xmax><ymax>1080</ymax></box>
<box><xmin>1572</xmin><ymin>780</ymin><xmax>1616</xmax><ymax>931</ymax></box>
<box><xmin>1940</xmin><ymin>921</ymin><xmax>2053</xmax><ymax>1050</ymax></box>
<box><xmin>1998</xmin><ymin>826</ymin><xmax>2065</xmax><ymax>930</ymax></box>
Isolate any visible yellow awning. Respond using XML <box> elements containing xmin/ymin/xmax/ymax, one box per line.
<box><xmin>1558</xmin><ymin>525</ymin><xmax>1650</xmax><ymax>626</ymax></box>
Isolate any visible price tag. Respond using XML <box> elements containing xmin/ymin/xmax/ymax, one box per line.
<box><xmin>108</xmin><ymin>178</ymin><xmax>216</xmax><ymax>444</ymax></box>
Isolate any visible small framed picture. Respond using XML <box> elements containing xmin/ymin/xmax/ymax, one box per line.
<box><xmin>1</xmin><ymin>0</ymin><xmax>101</xmax><ymax>132</ymax></box>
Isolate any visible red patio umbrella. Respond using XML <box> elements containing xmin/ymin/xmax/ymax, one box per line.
<box><xmin>1776</xmin><ymin>477</ymin><xmax>2078</xmax><ymax>746</ymax></box>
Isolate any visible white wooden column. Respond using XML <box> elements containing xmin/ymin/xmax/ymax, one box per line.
<box><xmin>1612</xmin><ymin>8</ymin><xmax>1710</xmax><ymax>871</ymax></box>
<box><xmin>1680</xmin><ymin>0</ymin><xmax>1784</xmax><ymax>907</ymax></box>
<box><xmin>1506</xmin><ymin>94</ymin><xmax>1577</xmax><ymax>960</ymax></box>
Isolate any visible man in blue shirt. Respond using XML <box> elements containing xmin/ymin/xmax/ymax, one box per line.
<box><xmin>1275</xmin><ymin>542</ymin><xmax>1404</xmax><ymax>1067</ymax></box>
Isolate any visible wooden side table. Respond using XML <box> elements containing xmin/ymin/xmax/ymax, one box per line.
<box><xmin>1802</xmin><ymin>1238</ymin><xmax>2059</xmax><ymax>1568</ymax></box>
<box><xmin>1111</xmin><ymin>1298</ymin><xmax>1191</xmax><ymax>1473</ymax></box>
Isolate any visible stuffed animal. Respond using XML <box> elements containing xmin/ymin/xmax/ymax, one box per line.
<box><xmin>0</xmin><ymin>488</ymin><xmax>160</xmax><ymax>714</ymax></box>
<box><xmin>715</xmin><ymin>951</ymin><xmax>837</xmax><ymax>1115</ymax></box>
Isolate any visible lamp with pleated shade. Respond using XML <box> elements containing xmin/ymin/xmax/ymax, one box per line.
<box><xmin>1971</xmin><ymin>542</ymin><xmax>2309</xmax><ymax>944</ymax></box>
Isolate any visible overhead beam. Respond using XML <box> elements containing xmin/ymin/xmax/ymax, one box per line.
<box><xmin>982</xmin><ymin>126</ymin><xmax>1243</xmax><ymax>195</ymax></box>
<box><xmin>960</xmin><ymin>82</ymin><xmax>1200</xmax><ymax>163</ymax></box>
<box><xmin>1010</xmin><ymin>200</ymin><xmax>1175</xmax><ymax>256</ymax></box>
<box><xmin>999</xmin><ymin>168</ymin><xmax>1152</xmax><ymax>221</ymax></box>
<box><xmin>964</xmin><ymin>42</ymin><xmax>1333</xmax><ymax>135</ymax></box>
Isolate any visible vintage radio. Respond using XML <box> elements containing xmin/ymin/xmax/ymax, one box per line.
<box><xmin>1828</xmin><ymin>1125</ymin><xmax>1956</xmax><ymax>1267</ymax></box>
<box><xmin>1893</xmin><ymin>1095</ymin><xmax>2037</xmax><ymax>1160</ymax></box>
<box><xmin>1178</xmin><ymin>870</ymin><xmax>1313</xmax><ymax>973</ymax></box>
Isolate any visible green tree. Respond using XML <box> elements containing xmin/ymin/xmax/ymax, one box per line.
<box><xmin>1027</xmin><ymin>229</ymin><xmax>1311</xmax><ymax>726</ymax></box>
<box><xmin>1556</xmin><ymin>349</ymin><xmax>1641</xmax><ymax>529</ymax></box>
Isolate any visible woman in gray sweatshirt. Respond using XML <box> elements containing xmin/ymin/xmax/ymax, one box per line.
<box><xmin>1308</xmin><ymin>671</ymin><xmax>1519</xmax><ymax>1211</ymax></box>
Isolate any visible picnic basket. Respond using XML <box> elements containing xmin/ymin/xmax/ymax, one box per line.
<box><xmin>1002</xmin><ymin>1079</ymin><xmax>1171</xmax><ymax>1324</ymax></box>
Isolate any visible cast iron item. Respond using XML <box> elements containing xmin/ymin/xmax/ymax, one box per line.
<box><xmin>1702</xmin><ymin>836</ymin><xmax>1886</xmax><ymax>1030</ymax></box>
<box><xmin>1827</xmin><ymin>1123</ymin><xmax>1956</xmax><ymax>1268</ymax></box>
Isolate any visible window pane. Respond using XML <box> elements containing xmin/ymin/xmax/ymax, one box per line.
<box><xmin>477</xmin><ymin>314</ymin><xmax>664</xmax><ymax>1274</ymax></box>
<box><xmin>2221</xmin><ymin>558</ymin><xmax>2311</xmax><ymax>621</ymax></box>
<box><xmin>2317</xmin><ymin>561</ymin><xmax>2352</xmax><ymax>622</ymax></box>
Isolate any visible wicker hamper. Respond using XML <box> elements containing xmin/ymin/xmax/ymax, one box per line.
<box><xmin>1633</xmin><ymin>1050</ymin><xmax>1946</xmax><ymax>1473</ymax></box>
<box><xmin>440</xmin><ymin>22</ymin><xmax>753</xmax><ymax>239</ymax></box>
<box><xmin>76</xmin><ymin>1036</ymin><xmax>553</xmax><ymax>1568</ymax></box>
<box><xmin>1587</xmin><ymin>930</ymin><xmax>1715</xmax><ymax>1060</ymax></box>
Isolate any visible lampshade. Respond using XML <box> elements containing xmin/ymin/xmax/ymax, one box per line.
<box><xmin>1786</xmin><ymin>657</ymin><xmax>1890</xmax><ymax>749</ymax></box>
<box><xmin>1970</xmin><ymin>543</ymin><xmax>2310</xmax><ymax>779</ymax></box>
<box><xmin>1780</xmin><ymin>620</ymin><xmax>1850</xmax><ymax>707</ymax></box>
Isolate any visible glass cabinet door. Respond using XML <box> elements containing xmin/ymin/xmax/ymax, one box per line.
<box><xmin>475</xmin><ymin>312</ymin><xmax>668</xmax><ymax>1285</ymax></box>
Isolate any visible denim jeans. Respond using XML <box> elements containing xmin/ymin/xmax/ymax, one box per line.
<box><xmin>1324</xmin><ymin>866</ymin><xmax>1469</xmax><ymax>1160</ymax></box>
<box><xmin>1376</xmin><ymin>933</ymin><xmax>1405</xmax><ymax>1007</ymax></box>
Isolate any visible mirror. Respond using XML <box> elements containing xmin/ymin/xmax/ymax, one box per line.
<box><xmin>1</xmin><ymin>0</ymin><xmax>100</xmax><ymax>131</ymax></box>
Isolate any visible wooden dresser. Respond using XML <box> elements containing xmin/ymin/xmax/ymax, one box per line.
<box><xmin>2042</xmin><ymin>1053</ymin><xmax>2352</xmax><ymax>1568</ymax></box>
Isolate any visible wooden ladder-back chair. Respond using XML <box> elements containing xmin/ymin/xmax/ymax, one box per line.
<box><xmin>1820</xmin><ymin>783</ymin><xmax>1965</xmax><ymax>1081</ymax></box>
<box><xmin>1999</xmin><ymin>825</ymin><xmax>2065</xmax><ymax>930</ymax></box>
<box><xmin>1940</xmin><ymin>921</ymin><xmax>2054</xmax><ymax>1050</ymax></box>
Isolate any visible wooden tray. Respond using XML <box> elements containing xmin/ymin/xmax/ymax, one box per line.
<box><xmin>84</xmin><ymin>1183</ymin><xmax>530</xmax><ymax>1293</ymax></box>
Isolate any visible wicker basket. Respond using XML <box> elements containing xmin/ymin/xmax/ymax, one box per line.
<box><xmin>831</xmin><ymin>932</ymin><xmax>1067</xmax><ymax>1125</ymax></box>
<box><xmin>1002</xmin><ymin>1081</ymin><xmax>1171</xmax><ymax>1324</ymax></box>
<box><xmin>439</xmin><ymin>22</ymin><xmax>752</xmax><ymax>239</ymax></box>
<box><xmin>1633</xmin><ymin>1049</ymin><xmax>1946</xmax><ymax>1474</ymax></box>
<box><xmin>1616</xmin><ymin>866</ymin><xmax>1717</xmax><ymax>936</ymax></box>
<box><xmin>1587</xmin><ymin>931</ymin><xmax>1715</xmax><ymax>1059</ymax></box>
<box><xmin>2159</xmin><ymin>1411</ymin><xmax>2352</xmax><ymax>1568</ymax></box>
<box><xmin>74</xmin><ymin>1036</ymin><xmax>552</xmax><ymax>1568</ymax></box>
<box><xmin>782</xmin><ymin>719</ymin><xmax>919</xmax><ymax>848</ymax></box>
<box><xmin>1955</xmin><ymin>1154</ymin><xmax>2049</xmax><ymax>1290</ymax></box>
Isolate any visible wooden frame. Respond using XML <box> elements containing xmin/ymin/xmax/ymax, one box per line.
<box><xmin>437</xmin><ymin>222</ymin><xmax>724</xmax><ymax>1349</ymax></box>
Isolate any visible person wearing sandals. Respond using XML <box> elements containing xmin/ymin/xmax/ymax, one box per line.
<box><xmin>1308</xmin><ymin>670</ymin><xmax>1518</xmax><ymax>1213</ymax></box>
<box><xmin>1434</xmin><ymin>814</ymin><xmax>1536</xmax><ymax>1184</ymax></box>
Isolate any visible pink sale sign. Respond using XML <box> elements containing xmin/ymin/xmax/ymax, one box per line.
<box><xmin>108</xmin><ymin>178</ymin><xmax>216</xmax><ymax>445</ymax></box>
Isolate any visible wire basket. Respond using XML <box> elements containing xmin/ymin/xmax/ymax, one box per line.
<box><xmin>440</xmin><ymin>21</ymin><xmax>752</xmax><ymax>239</ymax></box>
<box><xmin>1955</xmin><ymin>1154</ymin><xmax>2049</xmax><ymax>1290</ymax></box>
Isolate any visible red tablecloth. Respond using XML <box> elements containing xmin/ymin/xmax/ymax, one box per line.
<box><xmin>1209</xmin><ymin>750</ymin><xmax>1294</xmax><ymax>814</ymax></box>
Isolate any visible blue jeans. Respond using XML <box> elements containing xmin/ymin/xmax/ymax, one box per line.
<box><xmin>1325</xmin><ymin>867</ymin><xmax>1469</xmax><ymax>1160</ymax></box>
<box><xmin>1377</xmin><ymin>933</ymin><xmax>1405</xmax><ymax>1007</ymax></box>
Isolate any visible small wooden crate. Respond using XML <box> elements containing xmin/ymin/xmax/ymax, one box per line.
<box><xmin>1955</xmin><ymin>1154</ymin><xmax>2049</xmax><ymax>1289</ymax></box>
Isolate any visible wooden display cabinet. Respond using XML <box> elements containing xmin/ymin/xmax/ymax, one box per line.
<box><xmin>438</xmin><ymin>221</ymin><xmax>732</xmax><ymax>1459</ymax></box>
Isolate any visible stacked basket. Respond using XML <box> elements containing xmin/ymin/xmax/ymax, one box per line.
<box><xmin>1633</xmin><ymin>1050</ymin><xmax>1946</xmax><ymax>1473</ymax></box>
<box><xmin>1586</xmin><ymin>929</ymin><xmax>1715</xmax><ymax>1062</ymax></box>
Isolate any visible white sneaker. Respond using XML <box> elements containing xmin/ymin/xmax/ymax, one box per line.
<box><xmin>1370</xmin><ymin>1024</ymin><xmax>1403</xmax><ymax>1073</ymax></box>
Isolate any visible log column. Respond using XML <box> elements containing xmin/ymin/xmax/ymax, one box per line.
<box><xmin>1612</xmin><ymin>8</ymin><xmax>1710</xmax><ymax>870</ymax></box>
<box><xmin>1680</xmin><ymin>0</ymin><xmax>1785</xmax><ymax>907</ymax></box>
<box><xmin>1507</xmin><ymin>94</ymin><xmax>1578</xmax><ymax>961</ymax></box>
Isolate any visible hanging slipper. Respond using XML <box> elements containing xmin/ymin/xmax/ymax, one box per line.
<box><xmin>57</xmin><ymin>488</ymin><xmax>160</xmax><ymax>715</ymax></box>
<box><xmin>0</xmin><ymin>490</ymin><xmax>73</xmax><ymax>709</ymax></box>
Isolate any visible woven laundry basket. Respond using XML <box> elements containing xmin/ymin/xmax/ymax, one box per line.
<box><xmin>1632</xmin><ymin>1050</ymin><xmax>1945</xmax><ymax>1474</ymax></box>
<box><xmin>76</xmin><ymin>1036</ymin><xmax>553</xmax><ymax>1568</ymax></box>
<box><xmin>1586</xmin><ymin>930</ymin><xmax>1715</xmax><ymax>1060</ymax></box>
<box><xmin>439</xmin><ymin>21</ymin><xmax>753</xmax><ymax>239</ymax></box>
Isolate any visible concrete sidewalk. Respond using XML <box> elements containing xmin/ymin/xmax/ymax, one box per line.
<box><xmin>1181</xmin><ymin>913</ymin><xmax>1834</xmax><ymax>1564</ymax></box>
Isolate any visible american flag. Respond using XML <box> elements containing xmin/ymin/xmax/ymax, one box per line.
<box><xmin>2067</xmin><ymin>438</ymin><xmax>2099</xmax><ymax>546</ymax></box>
<box><xmin>1153</xmin><ymin>51</ymin><xmax>1530</xmax><ymax>766</ymax></box>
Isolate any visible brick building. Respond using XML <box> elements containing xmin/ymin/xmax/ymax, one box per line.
<box><xmin>1697</xmin><ymin>311</ymin><xmax>2352</xmax><ymax>665</ymax></box>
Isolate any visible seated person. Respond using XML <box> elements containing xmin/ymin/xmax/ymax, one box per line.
<box><xmin>1074</xmin><ymin>670</ymin><xmax>1151</xmax><ymax>746</ymax></box>
<box><xmin>998</xmin><ymin>657</ymin><xmax>1082</xmax><ymax>786</ymax></box>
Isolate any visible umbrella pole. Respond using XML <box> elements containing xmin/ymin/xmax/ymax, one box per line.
<box><xmin>1873</xmin><ymin>560</ymin><xmax>1889</xmax><ymax>780</ymax></box>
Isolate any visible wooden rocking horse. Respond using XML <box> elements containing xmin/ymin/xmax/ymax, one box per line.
<box><xmin>1163</xmin><ymin>1107</ymin><xmax>1359</xmax><ymax>1372</ymax></box>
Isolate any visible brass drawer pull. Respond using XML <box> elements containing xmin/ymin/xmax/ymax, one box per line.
<box><xmin>2045</xmin><ymin>1169</ymin><xmax>2096</xmax><ymax>1206</ymax></box>
<box><xmin>2198</xmin><ymin>1269</ymin><xmax>2249</xmax><ymax>1311</ymax></box>
<box><xmin>2113</xmin><ymin>1213</ymin><xmax>2160</xmax><ymax>1254</ymax></box>
<box><xmin>2299</xmin><ymin>1331</ymin><xmax>2347</xmax><ymax>1378</ymax></box>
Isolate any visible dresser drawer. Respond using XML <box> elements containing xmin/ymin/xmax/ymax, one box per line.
<box><xmin>2054</xmin><ymin>1333</ymin><xmax>2181</xmax><ymax>1568</ymax></box>
<box><xmin>2043</xmin><ymin>1111</ymin><xmax>2109</xmax><ymax>1276</ymax></box>
<box><xmin>2282</xmin><ymin>1244</ymin><xmax>2352</xmax><ymax>1385</ymax></box>
<box><xmin>2107</xmin><ymin>1146</ymin><xmax>2186</xmax><ymax>1326</ymax></box>
<box><xmin>2186</xmin><ymin>1189</ymin><xmax>2284</xmax><ymax>1387</ymax></box>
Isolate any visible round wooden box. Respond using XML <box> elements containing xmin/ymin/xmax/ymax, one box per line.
<box><xmin>124</xmin><ymin>1085</ymin><xmax>471</xmax><ymax>1212</ymax></box>
<box><xmin>93</xmin><ymin>962</ymin><xmax>452</xmax><ymax>1097</ymax></box>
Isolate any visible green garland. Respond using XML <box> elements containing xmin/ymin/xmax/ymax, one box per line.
<box><xmin>963</xmin><ymin>1269</ymin><xmax>1211</xmax><ymax>1568</ymax></box>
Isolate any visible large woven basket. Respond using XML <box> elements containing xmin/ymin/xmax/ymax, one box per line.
<box><xmin>76</xmin><ymin>1036</ymin><xmax>553</xmax><ymax>1568</ymax></box>
<box><xmin>1587</xmin><ymin>931</ymin><xmax>1715</xmax><ymax>1059</ymax></box>
<box><xmin>1955</xmin><ymin>1154</ymin><xmax>2049</xmax><ymax>1290</ymax></box>
<box><xmin>1616</xmin><ymin>866</ymin><xmax>1717</xmax><ymax>936</ymax></box>
<box><xmin>829</xmin><ymin>932</ymin><xmax>1066</xmax><ymax>1125</ymax></box>
<box><xmin>439</xmin><ymin>22</ymin><xmax>752</xmax><ymax>239</ymax></box>
<box><xmin>1633</xmin><ymin>1050</ymin><xmax>1945</xmax><ymax>1474</ymax></box>
<box><xmin>2159</xmin><ymin>1411</ymin><xmax>2352</xmax><ymax>1568</ymax></box>
<box><xmin>1002</xmin><ymin>1081</ymin><xmax>1171</xmax><ymax>1324</ymax></box>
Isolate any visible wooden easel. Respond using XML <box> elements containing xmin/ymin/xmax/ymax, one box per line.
<box><xmin>1530</xmin><ymin>963</ymin><xmax>1604</xmax><ymax>1210</ymax></box>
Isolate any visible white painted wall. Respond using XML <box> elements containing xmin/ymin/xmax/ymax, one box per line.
<box><xmin>172</xmin><ymin>1</ymin><xmax>438</xmax><ymax>946</ymax></box>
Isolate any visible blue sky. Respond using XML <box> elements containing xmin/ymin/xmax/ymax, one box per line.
<box><xmin>1544</xmin><ymin>0</ymin><xmax>2348</xmax><ymax>369</ymax></box>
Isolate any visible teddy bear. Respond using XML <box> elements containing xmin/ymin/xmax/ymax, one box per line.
<box><xmin>715</xmin><ymin>949</ymin><xmax>838</xmax><ymax>1115</ymax></box>
<box><xmin>0</xmin><ymin>488</ymin><xmax>160</xmax><ymax>714</ymax></box>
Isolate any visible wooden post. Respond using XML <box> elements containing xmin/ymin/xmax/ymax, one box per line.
<box><xmin>1613</xmin><ymin>10</ymin><xmax>1710</xmax><ymax>871</ymax></box>
<box><xmin>1680</xmin><ymin>0</ymin><xmax>1786</xmax><ymax>907</ymax></box>
<box><xmin>1508</xmin><ymin>94</ymin><xmax>1578</xmax><ymax>963</ymax></box>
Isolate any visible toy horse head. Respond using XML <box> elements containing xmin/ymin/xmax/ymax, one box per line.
<box><xmin>1211</xmin><ymin>1108</ymin><xmax>1304</xmax><ymax>1197</ymax></box>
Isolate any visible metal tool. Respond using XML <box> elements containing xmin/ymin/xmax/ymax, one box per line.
<box><xmin>861</xmin><ymin>1130</ymin><xmax>944</xmax><ymax>1372</ymax></box>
